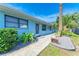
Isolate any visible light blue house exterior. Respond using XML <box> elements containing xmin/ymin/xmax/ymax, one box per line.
<box><xmin>0</xmin><ymin>5</ymin><xmax>54</xmax><ymax>36</ymax></box>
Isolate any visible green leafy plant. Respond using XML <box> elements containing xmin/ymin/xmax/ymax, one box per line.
<box><xmin>0</xmin><ymin>28</ymin><xmax>18</xmax><ymax>53</ymax></box>
<box><xmin>28</xmin><ymin>33</ymin><xmax>36</xmax><ymax>42</ymax></box>
<box><xmin>20</xmin><ymin>33</ymin><xmax>36</xmax><ymax>44</ymax></box>
<box><xmin>20</xmin><ymin>33</ymin><xmax>28</xmax><ymax>44</ymax></box>
<box><xmin>53</xmin><ymin>12</ymin><xmax>79</xmax><ymax>36</ymax></box>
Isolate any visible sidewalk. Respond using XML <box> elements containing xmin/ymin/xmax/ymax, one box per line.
<box><xmin>2</xmin><ymin>34</ymin><xmax>55</xmax><ymax>56</ymax></box>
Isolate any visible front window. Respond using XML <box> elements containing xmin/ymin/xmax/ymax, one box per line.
<box><xmin>5</xmin><ymin>15</ymin><xmax>18</xmax><ymax>28</ymax></box>
<box><xmin>19</xmin><ymin>19</ymin><xmax>28</xmax><ymax>28</ymax></box>
<box><xmin>5</xmin><ymin>15</ymin><xmax>28</xmax><ymax>28</ymax></box>
<box><xmin>42</xmin><ymin>24</ymin><xmax>46</xmax><ymax>31</ymax></box>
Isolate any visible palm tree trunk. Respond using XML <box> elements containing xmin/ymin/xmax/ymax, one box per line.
<box><xmin>58</xmin><ymin>3</ymin><xmax>63</xmax><ymax>36</ymax></box>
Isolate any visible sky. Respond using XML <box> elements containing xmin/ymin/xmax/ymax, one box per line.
<box><xmin>3</xmin><ymin>3</ymin><xmax>79</xmax><ymax>23</ymax></box>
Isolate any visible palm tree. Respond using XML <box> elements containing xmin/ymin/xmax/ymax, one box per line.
<box><xmin>53</xmin><ymin>13</ymin><xmax>79</xmax><ymax>36</ymax></box>
<box><xmin>53</xmin><ymin>4</ymin><xmax>79</xmax><ymax>36</ymax></box>
<box><xmin>62</xmin><ymin>15</ymin><xmax>78</xmax><ymax>31</ymax></box>
<box><xmin>69</xmin><ymin>13</ymin><xmax>79</xmax><ymax>32</ymax></box>
<box><xmin>58</xmin><ymin>3</ymin><xmax>63</xmax><ymax>36</ymax></box>
<box><xmin>62</xmin><ymin>15</ymin><xmax>70</xmax><ymax>31</ymax></box>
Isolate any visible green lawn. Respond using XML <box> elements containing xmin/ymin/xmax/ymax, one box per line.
<box><xmin>71</xmin><ymin>36</ymin><xmax>79</xmax><ymax>46</ymax></box>
<box><xmin>38</xmin><ymin>44</ymin><xmax>69</xmax><ymax>56</ymax></box>
<box><xmin>39</xmin><ymin>36</ymin><xmax>79</xmax><ymax>56</ymax></box>
<box><xmin>38</xmin><ymin>44</ymin><xmax>61</xmax><ymax>56</ymax></box>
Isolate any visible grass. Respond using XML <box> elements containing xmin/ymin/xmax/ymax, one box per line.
<box><xmin>39</xmin><ymin>44</ymin><xmax>70</xmax><ymax>56</ymax></box>
<box><xmin>71</xmin><ymin>36</ymin><xmax>79</xmax><ymax>46</ymax></box>
<box><xmin>39</xmin><ymin>44</ymin><xmax>61</xmax><ymax>56</ymax></box>
<box><xmin>39</xmin><ymin>43</ymin><xmax>79</xmax><ymax>56</ymax></box>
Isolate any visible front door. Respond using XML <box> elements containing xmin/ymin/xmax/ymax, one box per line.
<box><xmin>36</xmin><ymin>24</ymin><xmax>39</xmax><ymax>34</ymax></box>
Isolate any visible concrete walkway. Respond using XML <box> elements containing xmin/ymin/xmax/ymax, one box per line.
<box><xmin>2</xmin><ymin>34</ymin><xmax>55</xmax><ymax>56</ymax></box>
<box><xmin>51</xmin><ymin>36</ymin><xmax>76</xmax><ymax>51</ymax></box>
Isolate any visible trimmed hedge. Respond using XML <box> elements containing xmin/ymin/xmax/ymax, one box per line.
<box><xmin>0</xmin><ymin>28</ymin><xmax>18</xmax><ymax>53</ymax></box>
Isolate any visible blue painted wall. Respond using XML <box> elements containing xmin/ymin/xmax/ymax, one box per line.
<box><xmin>72</xmin><ymin>28</ymin><xmax>79</xmax><ymax>35</ymax></box>
<box><xmin>0</xmin><ymin>11</ymin><xmax>5</xmax><ymax>28</ymax></box>
<box><xmin>18</xmin><ymin>20</ymin><xmax>36</xmax><ymax>34</ymax></box>
<box><xmin>0</xmin><ymin>11</ymin><xmax>53</xmax><ymax>36</ymax></box>
<box><xmin>39</xmin><ymin>25</ymin><xmax>53</xmax><ymax>36</ymax></box>
<box><xmin>28</xmin><ymin>20</ymin><xmax>36</xmax><ymax>34</ymax></box>
<box><xmin>18</xmin><ymin>20</ymin><xmax>53</xmax><ymax>36</ymax></box>
<box><xmin>18</xmin><ymin>28</ymin><xmax>29</xmax><ymax>34</ymax></box>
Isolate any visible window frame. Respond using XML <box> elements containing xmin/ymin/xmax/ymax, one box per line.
<box><xmin>49</xmin><ymin>26</ymin><xmax>52</xmax><ymax>31</ymax></box>
<box><xmin>42</xmin><ymin>24</ymin><xmax>46</xmax><ymax>31</ymax></box>
<box><xmin>19</xmin><ymin>18</ymin><xmax>28</xmax><ymax>28</ymax></box>
<box><xmin>5</xmin><ymin>15</ymin><xmax>28</xmax><ymax>28</ymax></box>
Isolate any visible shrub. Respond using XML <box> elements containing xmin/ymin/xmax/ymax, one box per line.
<box><xmin>28</xmin><ymin>33</ymin><xmax>36</xmax><ymax>42</ymax></box>
<box><xmin>0</xmin><ymin>28</ymin><xmax>18</xmax><ymax>53</ymax></box>
<box><xmin>61</xmin><ymin>30</ymin><xmax>79</xmax><ymax>37</ymax></box>
<box><xmin>20</xmin><ymin>33</ymin><xmax>36</xmax><ymax>44</ymax></box>
<box><xmin>20</xmin><ymin>33</ymin><xmax>28</xmax><ymax>44</ymax></box>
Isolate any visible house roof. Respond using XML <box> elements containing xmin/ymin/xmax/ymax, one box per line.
<box><xmin>0</xmin><ymin>4</ymin><xmax>53</xmax><ymax>26</ymax></box>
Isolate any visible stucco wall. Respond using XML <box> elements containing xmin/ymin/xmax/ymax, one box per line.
<box><xmin>18</xmin><ymin>20</ymin><xmax>36</xmax><ymax>34</ymax></box>
<box><xmin>0</xmin><ymin>11</ymin><xmax>53</xmax><ymax>36</ymax></box>
<box><xmin>73</xmin><ymin>28</ymin><xmax>79</xmax><ymax>35</ymax></box>
<box><xmin>28</xmin><ymin>20</ymin><xmax>36</xmax><ymax>34</ymax></box>
<box><xmin>0</xmin><ymin>11</ymin><xmax>5</xmax><ymax>28</ymax></box>
<box><xmin>39</xmin><ymin>25</ymin><xmax>53</xmax><ymax>36</ymax></box>
<box><xmin>18</xmin><ymin>20</ymin><xmax>53</xmax><ymax>36</ymax></box>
